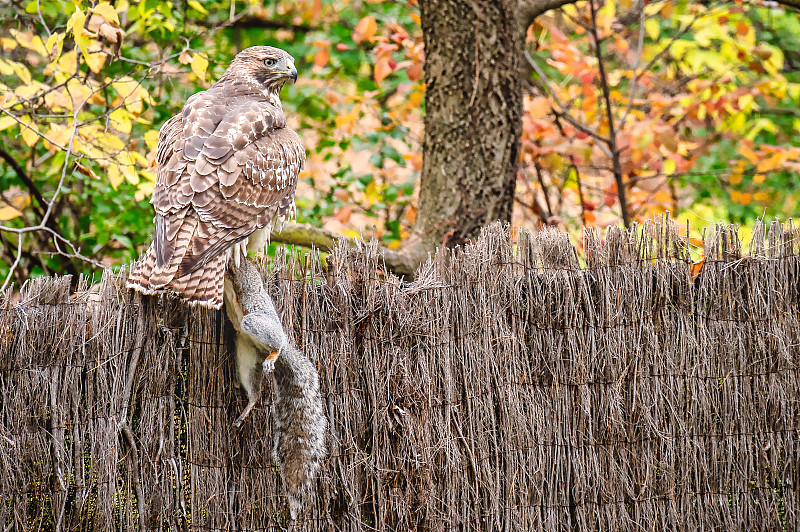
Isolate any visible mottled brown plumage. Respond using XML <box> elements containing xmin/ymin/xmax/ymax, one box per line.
<box><xmin>128</xmin><ymin>46</ymin><xmax>304</xmax><ymax>308</ymax></box>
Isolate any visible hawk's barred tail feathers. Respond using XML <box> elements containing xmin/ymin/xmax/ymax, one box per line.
<box><xmin>127</xmin><ymin>246</ymin><xmax>226</xmax><ymax>309</ymax></box>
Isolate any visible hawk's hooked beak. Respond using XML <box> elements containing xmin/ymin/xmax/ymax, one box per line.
<box><xmin>287</xmin><ymin>64</ymin><xmax>298</xmax><ymax>83</ymax></box>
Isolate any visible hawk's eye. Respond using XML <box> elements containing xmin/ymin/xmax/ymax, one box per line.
<box><xmin>264</xmin><ymin>58</ymin><xmax>277</xmax><ymax>68</ymax></box>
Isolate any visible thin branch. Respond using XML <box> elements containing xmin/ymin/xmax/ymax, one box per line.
<box><xmin>518</xmin><ymin>168</ymin><xmax>554</xmax><ymax>223</ymax></box>
<box><xmin>618</xmin><ymin>4</ymin><xmax>646</xmax><ymax>127</ymax></box>
<box><xmin>0</xmin><ymin>148</ymin><xmax>46</xmax><ymax>219</ymax></box>
<box><xmin>524</xmin><ymin>50</ymin><xmax>614</xmax><ymax>156</ymax></box>
<box><xmin>638</xmin><ymin>12</ymin><xmax>700</xmax><ymax>77</ymax></box>
<box><xmin>1</xmin><ymin>87</ymin><xmax>103</xmax><ymax>287</ymax></box>
<box><xmin>589</xmin><ymin>0</ymin><xmax>631</xmax><ymax>228</ymax></box>
<box><xmin>189</xmin><ymin>16</ymin><xmax>316</xmax><ymax>33</ymax></box>
<box><xmin>571</xmin><ymin>162</ymin><xmax>588</xmax><ymax>227</ymax></box>
<box><xmin>1</xmin><ymin>236</ymin><xmax>23</xmax><ymax>291</ymax></box>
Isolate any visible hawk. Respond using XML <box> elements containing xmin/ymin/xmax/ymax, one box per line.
<box><xmin>128</xmin><ymin>46</ymin><xmax>304</xmax><ymax>308</ymax></box>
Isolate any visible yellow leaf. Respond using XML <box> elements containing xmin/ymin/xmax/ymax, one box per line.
<box><xmin>90</xmin><ymin>2</ymin><xmax>120</xmax><ymax>25</ymax></box>
<box><xmin>3</xmin><ymin>59</ymin><xmax>32</xmax><ymax>84</ymax></box>
<box><xmin>0</xmin><ymin>115</ymin><xmax>16</xmax><ymax>132</ymax></box>
<box><xmin>45</xmin><ymin>123</ymin><xmax>73</xmax><ymax>150</ymax></box>
<box><xmin>112</xmin><ymin>76</ymin><xmax>150</xmax><ymax>114</ymax></box>
<box><xmin>187</xmin><ymin>0</ymin><xmax>208</xmax><ymax>14</ymax></box>
<box><xmin>83</xmin><ymin>49</ymin><xmax>107</xmax><ymax>73</ymax></box>
<box><xmin>144</xmin><ymin>129</ymin><xmax>160</xmax><ymax>149</ymax></box>
<box><xmin>363</xmin><ymin>180</ymin><xmax>381</xmax><ymax>206</ymax></box>
<box><xmin>108</xmin><ymin>164</ymin><xmax>123</xmax><ymax>189</ymax></box>
<box><xmin>109</xmin><ymin>107</ymin><xmax>132</xmax><ymax>134</ymax></box>
<box><xmin>14</xmin><ymin>81</ymin><xmax>48</xmax><ymax>100</ymax></box>
<box><xmin>0</xmin><ymin>59</ymin><xmax>13</xmax><ymax>76</ymax></box>
<box><xmin>663</xmin><ymin>158</ymin><xmax>676</xmax><ymax>175</ymax></box>
<box><xmin>0</xmin><ymin>205</ymin><xmax>23</xmax><ymax>221</ymax></box>
<box><xmin>67</xmin><ymin>8</ymin><xmax>85</xmax><ymax>33</ymax></box>
<box><xmin>118</xmin><ymin>152</ymin><xmax>139</xmax><ymax>184</ymax></box>
<box><xmin>45</xmin><ymin>32</ymin><xmax>65</xmax><ymax>61</ymax></box>
<box><xmin>134</xmin><ymin>180</ymin><xmax>155</xmax><ymax>201</ymax></box>
<box><xmin>54</xmin><ymin>50</ymin><xmax>78</xmax><ymax>76</ymax></box>
<box><xmin>19</xmin><ymin>116</ymin><xmax>39</xmax><ymax>147</ymax></box>
<box><xmin>1</xmin><ymin>37</ymin><xmax>16</xmax><ymax>50</ymax></box>
<box><xmin>645</xmin><ymin>18</ymin><xmax>660</xmax><ymax>41</ymax></box>
<box><xmin>96</xmin><ymin>131</ymin><xmax>125</xmax><ymax>151</ymax></box>
<box><xmin>598</xmin><ymin>0</ymin><xmax>615</xmax><ymax>21</ymax></box>
<box><xmin>10</xmin><ymin>29</ymin><xmax>47</xmax><ymax>56</ymax></box>
<box><xmin>130</xmin><ymin>151</ymin><xmax>149</xmax><ymax>166</ymax></box>
<box><xmin>191</xmin><ymin>52</ymin><xmax>209</xmax><ymax>80</ymax></box>
<box><xmin>66</xmin><ymin>77</ymin><xmax>93</xmax><ymax>110</ymax></box>
<box><xmin>619</xmin><ymin>0</ymin><xmax>632</xmax><ymax>8</ymax></box>
<box><xmin>67</xmin><ymin>9</ymin><xmax>88</xmax><ymax>51</ymax></box>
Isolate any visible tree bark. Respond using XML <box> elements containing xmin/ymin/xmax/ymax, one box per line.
<box><xmin>412</xmin><ymin>0</ymin><xmax>526</xmax><ymax>253</ymax></box>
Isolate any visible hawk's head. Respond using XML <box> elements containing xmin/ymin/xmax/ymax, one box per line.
<box><xmin>222</xmin><ymin>46</ymin><xmax>298</xmax><ymax>94</ymax></box>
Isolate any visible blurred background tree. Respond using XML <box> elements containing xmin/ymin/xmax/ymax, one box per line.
<box><xmin>1</xmin><ymin>0</ymin><xmax>798</xmax><ymax>286</ymax></box>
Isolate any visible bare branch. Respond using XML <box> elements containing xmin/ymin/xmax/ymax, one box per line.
<box><xmin>520</xmin><ymin>0</ymin><xmax>582</xmax><ymax>28</ymax></box>
<box><xmin>589</xmin><ymin>0</ymin><xmax>631</xmax><ymax>228</ymax></box>
<box><xmin>1</xmin><ymin>236</ymin><xmax>23</xmax><ymax>292</ymax></box>
<box><xmin>524</xmin><ymin>50</ymin><xmax>614</xmax><ymax>155</ymax></box>
<box><xmin>618</xmin><ymin>4</ymin><xmax>646</xmax><ymax>127</ymax></box>
<box><xmin>270</xmin><ymin>223</ymin><xmax>421</xmax><ymax>277</ymax></box>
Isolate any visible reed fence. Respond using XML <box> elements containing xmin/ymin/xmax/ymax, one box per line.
<box><xmin>1</xmin><ymin>220</ymin><xmax>798</xmax><ymax>531</ymax></box>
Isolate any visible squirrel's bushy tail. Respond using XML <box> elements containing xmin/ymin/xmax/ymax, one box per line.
<box><xmin>271</xmin><ymin>345</ymin><xmax>327</xmax><ymax>520</ymax></box>
<box><xmin>226</xmin><ymin>255</ymin><xmax>327</xmax><ymax>519</ymax></box>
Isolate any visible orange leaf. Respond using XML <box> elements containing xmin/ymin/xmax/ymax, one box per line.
<box><xmin>374</xmin><ymin>57</ymin><xmax>393</xmax><ymax>83</ymax></box>
<box><xmin>735</xmin><ymin>21</ymin><xmax>748</xmax><ymax>37</ymax></box>
<box><xmin>313</xmin><ymin>47</ymin><xmax>329</xmax><ymax>68</ymax></box>
<box><xmin>405</xmin><ymin>205</ymin><xmax>417</xmax><ymax>224</ymax></box>
<box><xmin>690</xmin><ymin>256</ymin><xmax>704</xmax><ymax>281</ymax></box>
<box><xmin>406</xmin><ymin>61</ymin><xmax>422</xmax><ymax>81</ymax></box>
<box><xmin>335</xmin><ymin>205</ymin><xmax>352</xmax><ymax>223</ymax></box>
<box><xmin>527</xmin><ymin>97</ymin><xmax>551</xmax><ymax>119</ymax></box>
<box><xmin>353</xmin><ymin>16</ymin><xmax>377</xmax><ymax>44</ymax></box>
<box><xmin>738</xmin><ymin>145</ymin><xmax>760</xmax><ymax>164</ymax></box>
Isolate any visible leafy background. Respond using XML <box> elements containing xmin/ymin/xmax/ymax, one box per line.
<box><xmin>1</xmin><ymin>0</ymin><xmax>798</xmax><ymax>285</ymax></box>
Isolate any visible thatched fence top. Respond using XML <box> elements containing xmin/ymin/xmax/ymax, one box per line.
<box><xmin>1</xmin><ymin>220</ymin><xmax>799</xmax><ymax>531</ymax></box>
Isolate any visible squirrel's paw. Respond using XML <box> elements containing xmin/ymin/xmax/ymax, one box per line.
<box><xmin>263</xmin><ymin>357</ymin><xmax>275</xmax><ymax>373</ymax></box>
<box><xmin>241</xmin><ymin>313</ymin><xmax>288</xmax><ymax>354</ymax></box>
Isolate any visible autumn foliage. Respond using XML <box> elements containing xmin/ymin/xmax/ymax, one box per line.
<box><xmin>0</xmin><ymin>0</ymin><xmax>798</xmax><ymax>285</ymax></box>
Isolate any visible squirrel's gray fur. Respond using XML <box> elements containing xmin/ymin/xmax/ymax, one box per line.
<box><xmin>224</xmin><ymin>251</ymin><xmax>327</xmax><ymax>520</ymax></box>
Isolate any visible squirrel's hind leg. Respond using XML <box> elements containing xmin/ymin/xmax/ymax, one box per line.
<box><xmin>232</xmin><ymin>334</ymin><xmax>262</xmax><ymax>428</ymax></box>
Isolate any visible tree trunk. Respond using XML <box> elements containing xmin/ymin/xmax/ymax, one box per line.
<box><xmin>412</xmin><ymin>0</ymin><xmax>525</xmax><ymax>253</ymax></box>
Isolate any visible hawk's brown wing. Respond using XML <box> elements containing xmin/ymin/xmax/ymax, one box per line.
<box><xmin>128</xmin><ymin>90</ymin><xmax>303</xmax><ymax>307</ymax></box>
